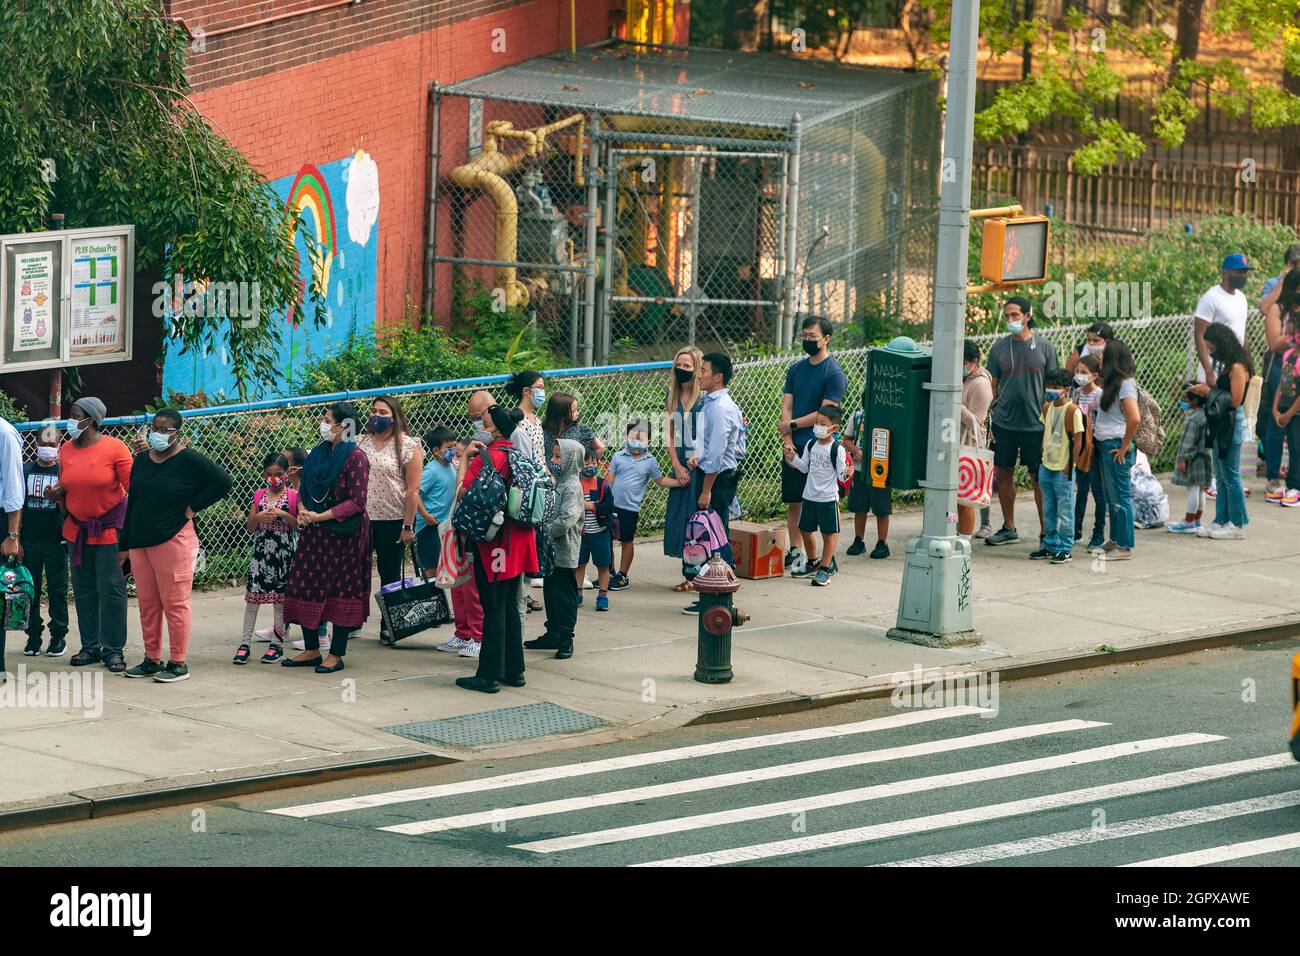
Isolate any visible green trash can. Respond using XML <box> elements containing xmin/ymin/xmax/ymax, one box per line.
<box><xmin>861</xmin><ymin>336</ymin><xmax>932</xmax><ymax>491</ymax></box>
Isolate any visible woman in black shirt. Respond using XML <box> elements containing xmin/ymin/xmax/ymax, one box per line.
<box><xmin>119</xmin><ymin>409</ymin><xmax>232</xmax><ymax>682</ymax></box>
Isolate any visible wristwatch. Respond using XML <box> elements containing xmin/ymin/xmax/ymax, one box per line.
<box><xmin>401</xmin><ymin>523</ymin><xmax>413</xmax><ymax>532</ymax></box>
<box><xmin>6</xmin><ymin>532</ymin><xmax>18</xmax><ymax>541</ymax></box>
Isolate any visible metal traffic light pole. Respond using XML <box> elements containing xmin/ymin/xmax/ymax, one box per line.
<box><xmin>887</xmin><ymin>0</ymin><xmax>981</xmax><ymax>647</ymax></box>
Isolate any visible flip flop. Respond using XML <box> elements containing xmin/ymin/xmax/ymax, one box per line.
<box><xmin>673</xmin><ymin>580</ymin><xmax>695</xmax><ymax>593</ymax></box>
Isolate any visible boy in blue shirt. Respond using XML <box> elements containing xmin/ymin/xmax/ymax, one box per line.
<box><xmin>415</xmin><ymin>426</ymin><xmax>458</xmax><ymax>579</ymax></box>
<box><xmin>606</xmin><ymin>419</ymin><xmax>687</xmax><ymax>590</ymax></box>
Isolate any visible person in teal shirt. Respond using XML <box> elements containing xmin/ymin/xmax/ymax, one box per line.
<box><xmin>415</xmin><ymin>426</ymin><xmax>458</xmax><ymax>578</ymax></box>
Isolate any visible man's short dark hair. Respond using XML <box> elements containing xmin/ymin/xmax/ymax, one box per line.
<box><xmin>1044</xmin><ymin>368</ymin><xmax>1072</xmax><ymax>389</ymax></box>
<box><xmin>1005</xmin><ymin>295</ymin><xmax>1032</xmax><ymax>317</ymax></box>
<box><xmin>818</xmin><ymin>404</ymin><xmax>843</xmax><ymax>425</ymax></box>
<box><xmin>801</xmin><ymin>315</ymin><xmax>833</xmax><ymax>337</ymax></box>
<box><xmin>1285</xmin><ymin>244</ymin><xmax>1300</xmax><ymax>266</ymax></box>
<box><xmin>425</xmin><ymin>425</ymin><xmax>456</xmax><ymax>448</ymax></box>
<box><xmin>701</xmin><ymin>351</ymin><xmax>733</xmax><ymax>385</ymax></box>
<box><xmin>963</xmin><ymin>339</ymin><xmax>981</xmax><ymax>363</ymax></box>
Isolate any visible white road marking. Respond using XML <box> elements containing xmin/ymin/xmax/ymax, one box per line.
<box><xmin>1123</xmin><ymin>830</ymin><xmax>1300</xmax><ymax>867</ymax></box>
<box><xmin>266</xmin><ymin>706</ymin><xmax>990</xmax><ymax>818</ymax></box>
<box><xmin>380</xmin><ymin>719</ymin><xmax>1106</xmax><ymax>835</ymax></box>
<box><xmin>514</xmin><ymin>734</ymin><xmax>1223</xmax><ymax>853</ymax></box>
<box><xmin>878</xmin><ymin>790</ymin><xmax>1300</xmax><ymax>866</ymax></box>
<box><xmin>634</xmin><ymin>753</ymin><xmax>1295</xmax><ymax>867</ymax></box>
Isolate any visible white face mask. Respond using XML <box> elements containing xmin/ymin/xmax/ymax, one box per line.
<box><xmin>319</xmin><ymin>421</ymin><xmax>335</xmax><ymax>441</ymax></box>
<box><xmin>36</xmin><ymin>446</ymin><xmax>57</xmax><ymax>465</ymax></box>
<box><xmin>1074</xmin><ymin>372</ymin><xmax>1090</xmax><ymax>386</ymax></box>
<box><xmin>813</xmin><ymin>424</ymin><xmax>832</xmax><ymax>440</ymax></box>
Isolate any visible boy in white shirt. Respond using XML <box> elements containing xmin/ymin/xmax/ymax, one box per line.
<box><xmin>783</xmin><ymin>404</ymin><xmax>851</xmax><ymax>587</ymax></box>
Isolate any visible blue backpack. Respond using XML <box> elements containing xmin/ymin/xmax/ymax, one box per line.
<box><xmin>452</xmin><ymin>449</ymin><xmax>508</xmax><ymax>543</ymax></box>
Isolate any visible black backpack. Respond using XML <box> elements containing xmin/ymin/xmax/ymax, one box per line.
<box><xmin>452</xmin><ymin>449</ymin><xmax>508</xmax><ymax>543</ymax></box>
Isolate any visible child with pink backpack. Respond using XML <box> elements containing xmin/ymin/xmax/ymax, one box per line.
<box><xmin>234</xmin><ymin>453</ymin><xmax>298</xmax><ymax>665</ymax></box>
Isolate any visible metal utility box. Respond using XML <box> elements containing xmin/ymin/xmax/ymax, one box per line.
<box><xmin>861</xmin><ymin>336</ymin><xmax>932</xmax><ymax>490</ymax></box>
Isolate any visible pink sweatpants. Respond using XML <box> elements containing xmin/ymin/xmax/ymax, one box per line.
<box><xmin>451</xmin><ymin>572</ymin><xmax>483</xmax><ymax>642</ymax></box>
<box><xmin>131</xmin><ymin>522</ymin><xmax>200</xmax><ymax>664</ymax></box>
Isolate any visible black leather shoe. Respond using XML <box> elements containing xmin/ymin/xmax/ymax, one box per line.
<box><xmin>499</xmin><ymin>674</ymin><xmax>526</xmax><ymax>687</ymax></box>
<box><xmin>314</xmin><ymin>659</ymin><xmax>345</xmax><ymax>674</ymax></box>
<box><xmin>524</xmin><ymin>634</ymin><xmax>562</xmax><ymax>650</ymax></box>
<box><xmin>281</xmin><ymin>654</ymin><xmax>323</xmax><ymax>667</ymax></box>
<box><xmin>456</xmin><ymin>675</ymin><xmax>500</xmax><ymax>693</ymax></box>
<box><xmin>554</xmin><ymin>642</ymin><xmax>573</xmax><ymax>660</ymax></box>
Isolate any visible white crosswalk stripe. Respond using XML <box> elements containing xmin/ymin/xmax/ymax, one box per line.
<box><xmin>1123</xmin><ymin>831</ymin><xmax>1300</xmax><ymax>867</ymax></box>
<box><xmin>267</xmin><ymin>705</ymin><xmax>990</xmax><ymax>818</ymax></box>
<box><xmin>877</xmin><ymin>790</ymin><xmax>1300</xmax><ymax>866</ymax></box>
<box><xmin>633</xmin><ymin>753</ymin><xmax>1295</xmax><ymax>867</ymax></box>
<box><xmin>380</xmin><ymin>718</ymin><xmax>1107</xmax><ymax>836</ymax></box>
<box><xmin>512</xmin><ymin>734</ymin><xmax>1223</xmax><ymax>854</ymax></box>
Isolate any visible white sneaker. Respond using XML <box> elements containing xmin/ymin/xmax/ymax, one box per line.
<box><xmin>1195</xmin><ymin>522</ymin><xmax>1221</xmax><ymax>538</ymax></box>
<box><xmin>582</xmin><ymin>577</ymin><xmax>594</xmax><ymax>590</ymax></box>
<box><xmin>253</xmin><ymin>626</ymin><xmax>277</xmax><ymax>643</ymax></box>
<box><xmin>436</xmin><ymin>636</ymin><xmax>471</xmax><ymax>653</ymax></box>
<box><xmin>1209</xmin><ymin>522</ymin><xmax>1246</xmax><ymax>540</ymax></box>
<box><xmin>1283</xmin><ymin>490</ymin><xmax>1300</xmax><ymax>508</ymax></box>
<box><xmin>291</xmin><ymin>638</ymin><xmax>331</xmax><ymax>652</ymax></box>
<box><xmin>457</xmin><ymin>640</ymin><xmax>482</xmax><ymax>658</ymax></box>
<box><xmin>530</xmin><ymin>576</ymin><xmax>544</xmax><ymax>588</ymax></box>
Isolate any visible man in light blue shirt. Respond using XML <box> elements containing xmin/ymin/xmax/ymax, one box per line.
<box><xmin>0</xmin><ymin>416</ymin><xmax>23</xmax><ymax>555</ymax></box>
<box><xmin>684</xmin><ymin>353</ymin><xmax>743</xmax><ymax>607</ymax></box>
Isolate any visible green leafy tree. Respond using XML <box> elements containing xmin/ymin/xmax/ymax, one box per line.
<box><xmin>0</xmin><ymin>0</ymin><xmax>326</xmax><ymax>398</ymax></box>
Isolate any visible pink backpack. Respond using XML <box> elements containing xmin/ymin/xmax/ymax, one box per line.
<box><xmin>682</xmin><ymin>509</ymin><xmax>728</xmax><ymax>567</ymax></box>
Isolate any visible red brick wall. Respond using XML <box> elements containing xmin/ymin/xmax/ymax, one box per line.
<box><xmin>186</xmin><ymin>0</ymin><xmax>618</xmax><ymax>332</ymax></box>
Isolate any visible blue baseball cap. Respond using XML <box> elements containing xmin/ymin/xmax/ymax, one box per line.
<box><xmin>1221</xmin><ymin>253</ymin><xmax>1253</xmax><ymax>271</ymax></box>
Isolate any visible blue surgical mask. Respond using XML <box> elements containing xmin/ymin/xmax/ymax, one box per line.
<box><xmin>1007</xmin><ymin>321</ymin><xmax>1025</xmax><ymax>335</ymax></box>
<box><xmin>474</xmin><ymin>429</ymin><xmax>493</xmax><ymax>444</ymax></box>
<box><xmin>66</xmin><ymin>419</ymin><xmax>81</xmax><ymax>441</ymax></box>
<box><xmin>1178</xmin><ymin>400</ymin><xmax>1191</xmax><ymax>411</ymax></box>
<box><xmin>547</xmin><ymin>460</ymin><xmax>562</xmax><ymax>477</ymax></box>
<box><xmin>531</xmin><ymin>388</ymin><xmax>546</xmax><ymax>409</ymax></box>
<box><xmin>581</xmin><ymin>465</ymin><xmax>598</xmax><ymax>478</ymax></box>
<box><xmin>626</xmin><ymin>440</ymin><xmax>647</xmax><ymax>453</ymax></box>
<box><xmin>1045</xmin><ymin>389</ymin><xmax>1063</xmax><ymax>402</ymax></box>
<box><xmin>443</xmin><ymin>447</ymin><xmax>456</xmax><ymax>464</ymax></box>
<box><xmin>148</xmin><ymin>430</ymin><xmax>173</xmax><ymax>452</ymax></box>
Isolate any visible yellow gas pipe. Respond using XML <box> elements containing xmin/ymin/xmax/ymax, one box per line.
<box><xmin>448</xmin><ymin>113</ymin><xmax>585</xmax><ymax>308</ymax></box>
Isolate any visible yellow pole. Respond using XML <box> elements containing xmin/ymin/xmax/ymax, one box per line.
<box><xmin>970</xmin><ymin>203</ymin><xmax>1023</xmax><ymax>220</ymax></box>
<box><xmin>570</xmin><ymin>0</ymin><xmax>576</xmax><ymax>54</ymax></box>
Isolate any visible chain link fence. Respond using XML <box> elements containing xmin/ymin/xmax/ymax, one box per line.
<box><xmin>14</xmin><ymin>312</ymin><xmax>1253</xmax><ymax>590</ymax></box>
<box><xmin>430</xmin><ymin>43</ymin><xmax>942</xmax><ymax>364</ymax></box>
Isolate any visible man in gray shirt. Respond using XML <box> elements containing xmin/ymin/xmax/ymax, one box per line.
<box><xmin>984</xmin><ymin>295</ymin><xmax>1058</xmax><ymax>547</ymax></box>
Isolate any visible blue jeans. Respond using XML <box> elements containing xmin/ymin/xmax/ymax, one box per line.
<box><xmin>1263</xmin><ymin>355</ymin><xmax>1284</xmax><ymax>480</ymax></box>
<box><xmin>1097</xmin><ymin>439</ymin><xmax>1136</xmax><ymax>550</ymax></box>
<box><xmin>1038</xmin><ymin>465</ymin><xmax>1075</xmax><ymax>553</ymax></box>
<box><xmin>1213</xmin><ymin>408</ymin><xmax>1248</xmax><ymax>528</ymax></box>
<box><xmin>1073</xmin><ymin>455</ymin><xmax>1106</xmax><ymax>543</ymax></box>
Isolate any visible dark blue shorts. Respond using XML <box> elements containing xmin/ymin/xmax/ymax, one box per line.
<box><xmin>579</xmin><ymin>528</ymin><xmax>613</xmax><ymax>568</ymax></box>
<box><xmin>414</xmin><ymin>526</ymin><xmax>440</xmax><ymax>572</ymax></box>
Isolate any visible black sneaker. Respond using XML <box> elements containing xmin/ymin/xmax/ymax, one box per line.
<box><xmin>124</xmin><ymin>658</ymin><xmax>166</xmax><ymax>679</ymax></box>
<box><xmin>608</xmin><ymin>573</ymin><xmax>629</xmax><ymax>591</ymax></box>
<box><xmin>1029</xmin><ymin>548</ymin><xmax>1052</xmax><ymax>560</ymax></box>
<box><xmin>791</xmin><ymin>563</ymin><xmax>819</xmax><ymax>578</ymax></box>
<box><xmin>869</xmin><ymin>541</ymin><xmax>890</xmax><ymax>560</ymax></box>
<box><xmin>846</xmin><ymin>538</ymin><xmax>866</xmax><ymax>556</ymax></box>
<box><xmin>45</xmin><ymin>637</ymin><xmax>66</xmax><ymax>657</ymax></box>
<box><xmin>23</xmin><ymin>636</ymin><xmax>41</xmax><ymax>656</ymax></box>
<box><xmin>682</xmin><ymin>601</ymin><xmax>701</xmax><ymax>615</ymax></box>
<box><xmin>985</xmin><ymin>527</ymin><xmax>1019</xmax><ymax>546</ymax></box>
<box><xmin>1050</xmin><ymin>551</ymin><xmax>1073</xmax><ymax>564</ymax></box>
<box><xmin>153</xmin><ymin>661</ymin><xmax>190</xmax><ymax>683</ymax></box>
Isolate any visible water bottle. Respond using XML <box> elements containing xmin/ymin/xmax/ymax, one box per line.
<box><xmin>484</xmin><ymin>510</ymin><xmax>505</xmax><ymax>542</ymax></box>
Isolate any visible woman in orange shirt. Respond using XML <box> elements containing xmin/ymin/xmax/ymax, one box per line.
<box><xmin>50</xmin><ymin>398</ymin><xmax>134</xmax><ymax>673</ymax></box>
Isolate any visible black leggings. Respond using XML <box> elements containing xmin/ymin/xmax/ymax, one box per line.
<box><xmin>303</xmin><ymin>623</ymin><xmax>357</xmax><ymax>658</ymax></box>
<box><xmin>474</xmin><ymin>559</ymin><xmax>523</xmax><ymax>683</ymax></box>
<box><xmin>370</xmin><ymin>519</ymin><xmax>406</xmax><ymax>587</ymax></box>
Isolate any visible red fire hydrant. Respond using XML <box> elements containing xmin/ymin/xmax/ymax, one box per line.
<box><xmin>692</xmin><ymin>555</ymin><xmax>749</xmax><ymax>684</ymax></box>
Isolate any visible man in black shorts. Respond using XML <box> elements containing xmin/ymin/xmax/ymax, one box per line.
<box><xmin>985</xmin><ymin>296</ymin><xmax>1059</xmax><ymax>546</ymax></box>
<box><xmin>779</xmin><ymin>316</ymin><xmax>847</xmax><ymax>570</ymax></box>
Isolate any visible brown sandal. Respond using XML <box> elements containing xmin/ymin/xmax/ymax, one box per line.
<box><xmin>673</xmin><ymin>580</ymin><xmax>695</xmax><ymax>592</ymax></box>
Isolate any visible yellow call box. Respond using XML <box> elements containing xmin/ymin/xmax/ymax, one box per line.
<box><xmin>870</xmin><ymin>427</ymin><xmax>890</xmax><ymax>489</ymax></box>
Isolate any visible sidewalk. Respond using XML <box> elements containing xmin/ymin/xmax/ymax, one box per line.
<box><xmin>3</xmin><ymin>476</ymin><xmax>1299</xmax><ymax>819</ymax></box>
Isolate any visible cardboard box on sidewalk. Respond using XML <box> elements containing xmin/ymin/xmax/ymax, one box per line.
<box><xmin>729</xmin><ymin>521</ymin><xmax>786</xmax><ymax>579</ymax></box>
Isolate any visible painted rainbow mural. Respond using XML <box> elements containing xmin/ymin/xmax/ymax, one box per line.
<box><xmin>287</xmin><ymin>164</ymin><xmax>339</xmax><ymax>312</ymax></box>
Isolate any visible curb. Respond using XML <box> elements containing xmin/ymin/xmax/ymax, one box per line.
<box><xmin>2</xmin><ymin>618</ymin><xmax>1296</xmax><ymax>835</ymax></box>
<box><xmin>0</xmin><ymin>750</ymin><xmax>458</xmax><ymax>835</ymax></box>
<box><xmin>686</xmin><ymin>617</ymin><xmax>1300</xmax><ymax>726</ymax></box>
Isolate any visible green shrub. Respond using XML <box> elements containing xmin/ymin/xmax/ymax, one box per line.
<box><xmin>0</xmin><ymin>389</ymin><xmax>29</xmax><ymax>424</ymax></box>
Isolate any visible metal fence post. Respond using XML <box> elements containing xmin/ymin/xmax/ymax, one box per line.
<box><xmin>781</xmin><ymin>113</ymin><xmax>803</xmax><ymax>350</ymax></box>
<box><xmin>582</xmin><ymin>112</ymin><xmax>602</xmax><ymax>367</ymax></box>
<box><xmin>601</xmin><ymin>147</ymin><xmax>617</xmax><ymax>364</ymax></box>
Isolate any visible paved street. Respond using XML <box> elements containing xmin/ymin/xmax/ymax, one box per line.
<box><xmin>4</xmin><ymin>641</ymin><xmax>1298</xmax><ymax>867</ymax></box>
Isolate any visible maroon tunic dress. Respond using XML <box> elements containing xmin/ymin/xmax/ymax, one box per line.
<box><xmin>284</xmin><ymin>447</ymin><xmax>372</xmax><ymax>629</ymax></box>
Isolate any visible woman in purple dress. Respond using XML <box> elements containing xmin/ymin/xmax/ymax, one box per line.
<box><xmin>282</xmin><ymin>401</ymin><xmax>371</xmax><ymax>674</ymax></box>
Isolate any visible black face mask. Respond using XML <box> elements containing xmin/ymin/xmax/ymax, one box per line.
<box><xmin>674</xmin><ymin>367</ymin><xmax>695</xmax><ymax>386</ymax></box>
<box><xmin>1228</xmin><ymin>274</ymin><xmax>1248</xmax><ymax>290</ymax></box>
<box><xmin>802</xmin><ymin>338</ymin><xmax>822</xmax><ymax>356</ymax></box>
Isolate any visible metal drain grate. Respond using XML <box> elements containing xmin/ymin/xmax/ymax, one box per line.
<box><xmin>383</xmin><ymin>702</ymin><xmax>608</xmax><ymax>747</ymax></box>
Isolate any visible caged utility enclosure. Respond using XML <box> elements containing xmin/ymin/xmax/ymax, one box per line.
<box><xmin>426</xmin><ymin>42</ymin><xmax>942</xmax><ymax>363</ymax></box>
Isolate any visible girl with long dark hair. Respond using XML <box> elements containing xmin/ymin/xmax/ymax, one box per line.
<box><xmin>1190</xmin><ymin>323</ymin><xmax>1253</xmax><ymax>538</ymax></box>
<box><xmin>1091</xmin><ymin>340</ymin><xmax>1141</xmax><ymax>560</ymax></box>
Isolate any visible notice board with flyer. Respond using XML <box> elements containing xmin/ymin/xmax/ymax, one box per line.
<box><xmin>0</xmin><ymin>225</ymin><xmax>133</xmax><ymax>373</ymax></box>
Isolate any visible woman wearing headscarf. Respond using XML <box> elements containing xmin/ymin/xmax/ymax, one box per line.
<box><xmin>282</xmin><ymin>401</ymin><xmax>371</xmax><ymax>673</ymax></box>
<box><xmin>56</xmin><ymin>397</ymin><xmax>134</xmax><ymax>674</ymax></box>
<box><xmin>662</xmin><ymin>346</ymin><xmax>705</xmax><ymax>590</ymax></box>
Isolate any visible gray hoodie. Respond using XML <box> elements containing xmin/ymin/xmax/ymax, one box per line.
<box><xmin>549</xmin><ymin>438</ymin><xmax>585</xmax><ymax>569</ymax></box>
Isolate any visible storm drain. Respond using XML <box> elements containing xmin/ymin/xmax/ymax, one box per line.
<box><xmin>382</xmin><ymin>702</ymin><xmax>608</xmax><ymax>748</ymax></box>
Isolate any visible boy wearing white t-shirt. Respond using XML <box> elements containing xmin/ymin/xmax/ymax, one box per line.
<box><xmin>783</xmin><ymin>404</ymin><xmax>850</xmax><ymax>588</ymax></box>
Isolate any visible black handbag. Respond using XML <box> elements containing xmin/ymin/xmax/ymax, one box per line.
<box><xmin>376</xmin><ymin>548</ymin><xmax>451</xmax><ymax>643</ymax></box>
